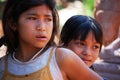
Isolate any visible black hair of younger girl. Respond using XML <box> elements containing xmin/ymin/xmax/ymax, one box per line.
<box><xmin>2</xmin><ymin>0</ymin><xmax>59</xmax><ymax>54</ymax></box>
<box><xmin>60</xmin><ymin>15</ymin><xmax>103</xmax><ymax>51</ymax></box>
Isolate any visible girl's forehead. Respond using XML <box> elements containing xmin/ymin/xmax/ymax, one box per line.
<box><xmin>25</xmin><ymin>4</ymin><xmax>52</xmax><ymax>14</ymax></box>
<box><xmin>76</xmin><ymin>31</ymin><xmax>95</xmax><ymax>39</ymax></box>
<box><xmin>22</xmin><ymin>5</ymin><xmax>52</xmax><ymax>16</ymax></box>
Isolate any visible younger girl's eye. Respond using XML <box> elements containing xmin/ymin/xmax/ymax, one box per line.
<box><xmin>80</xmin><ymin>42</ymin><xmax>85</xmax><ymax>46</ymax></box>
<box><xmin>75</xmin><ymin>41</ymin><xmax>85</xmax><ymax>46</ymax></box>
<box><xmin>93</xmin><ymin>45</ymin><xmax>100</xmax><ymax>49</ymax></box>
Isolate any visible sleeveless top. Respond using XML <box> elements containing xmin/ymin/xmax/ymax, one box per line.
<box><xmin>2</xmin><ymin>47</ymin><xmax>56</xmax><ymax>80</ymax></box>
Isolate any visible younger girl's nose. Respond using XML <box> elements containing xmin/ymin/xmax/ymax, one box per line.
<box><xmin>83</xmin><ymin>47</ymin><xmax>92</xmax><ymax>56</ymax></box>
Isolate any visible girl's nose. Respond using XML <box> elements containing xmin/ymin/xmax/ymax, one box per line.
<box><xmin>36</xmin><ymin>20</ymin><xmax>45</xmax><ymax>31</ymax></box>
<box><xmin>82</xmin><ymin>47</ymin><xmax>92</xmax><ymax>56</ymax></box>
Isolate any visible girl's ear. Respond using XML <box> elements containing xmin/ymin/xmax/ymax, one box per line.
<box><xmin>8</xmin><ymin>19</ymin><xmax>17</xmax><ymax>31</ymax></box>
<box><xmin>10</xmin><ymin>23</ymin><xmax>17</xmax><ymax>31</ymax></box>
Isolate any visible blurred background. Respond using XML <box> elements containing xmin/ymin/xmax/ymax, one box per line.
<box><xmin>56</xmin><ymin>0</ymin><xmax>95</xmax><ymax>30</ymax></box>
<box><xmin>0</xmin><ymin>0</ymin><xmax>5</xmax><ymax>19</ymax></box>
<box><xmin>56</xmin><ymin>0</ymin><xmax>94</xmax><ymax>17</ymax></box>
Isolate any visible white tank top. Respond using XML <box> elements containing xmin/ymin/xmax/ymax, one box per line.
<box><xmin>0</xmin><ymin>47</ymin><xmax>63</xmax><ymax>80</ymax></box>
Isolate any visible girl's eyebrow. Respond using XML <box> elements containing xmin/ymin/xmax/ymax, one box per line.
<box><xmin>26</xmin><ymin>13</ymin><xmax>52</xmax><ymax>17</ymax></box>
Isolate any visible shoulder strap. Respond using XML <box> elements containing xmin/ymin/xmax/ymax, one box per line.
<box><xmin>47</xmin><ymin>47</ymin><xmax>55</xmax><ymax>65</ymax></box>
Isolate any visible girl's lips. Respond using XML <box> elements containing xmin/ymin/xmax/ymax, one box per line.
<box><xmin>82</xmin><ymin>59</ymin><xmax>91</xmax><ymax>65</ymax></box>
<box><xmin>37</xmin><ymin>37</ymin><xmax>47</xmax><ymax>41</ymax></box>
<box><xmin>82</xmin><ymin>58</ymin><xmax>91</xmax><ymax>62</ymax></box>
<box><xmin>36</xmin><ymin>35</ymin><xmax>47</xmax><ymax>41</ymax></box>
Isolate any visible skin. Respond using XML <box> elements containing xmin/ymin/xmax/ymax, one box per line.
<box><xmin>15</xmin><ymin>4</ymin><xmax>53</xmax><ymax>62</ymax></box>
<box><xmin>67</xmin><ymin>31</ymin><xmax>100</xmax><ymax>67</ymax></box>
<box><xmin>12</xmin><ymin>4</ymin><xmax>102</xmax><ymax>80</ymax></box>
<box><xmin>56</xmin><ymin>47</ymin><xmax>102</xmax><ymax>80</ymax></box>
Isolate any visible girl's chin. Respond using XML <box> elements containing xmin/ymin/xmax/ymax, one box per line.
<box><xmin>83</xmin><ymin>61</ymin><xmax>92</xmax><ymax>67</ymax></box>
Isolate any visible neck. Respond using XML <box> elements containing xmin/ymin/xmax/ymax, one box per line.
<box><xmin>15</xmin><ymin>47</ymin><xmax>43</xmax><ymax>62</ymax></box>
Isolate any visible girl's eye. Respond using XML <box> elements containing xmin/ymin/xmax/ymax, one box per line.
<box><xmin>27</xmin><ymin>17</ymin><xmax>37</xmax><ymax>20</ymax></box>
<box><xmin>80</xmin><ymin>42</ymin><xmax>85</xmax><ymax>46</ymax></box>
<box><xmin>45</xmin><ymin>18</ymin><xmax>52</xmax><ymax>22</ymax></box>
<box><xmin>93</xmin><ymin>45</ymin><xmax>100</xmax><ymax>49</ymax></box>
<box><xmin>75</xmin><ymin>41</ymin><xmax>85</xmax><ymax>46</ymax></box>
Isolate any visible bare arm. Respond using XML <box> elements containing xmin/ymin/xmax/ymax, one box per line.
<box><xmin>56</xmin><ymin>48</ymin><xmax>103</xmax><ymax>80</ymax></box>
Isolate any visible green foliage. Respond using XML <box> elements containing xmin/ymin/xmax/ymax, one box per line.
<box><xmin>0</xmin><ymin>0</ymin><xmax>5</xmax><ymax>1</ymax></box>
<box><xmin>83</xmin><ymin>0</ymin><xmax>94</xmax><ymax>17</ymax></box>
<box><xmin>0</xmin><ymin>0</ymin><xmax>6</xmax><ymax>19</ymax></box>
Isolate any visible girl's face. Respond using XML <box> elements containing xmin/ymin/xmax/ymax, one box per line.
<box><xmin>68</xmin><ymin>31</ymin><xmax>100</xmax><ymax>67</ymax></box>
<box><xmin>17</xmin><ymin>4</ymin><xmax>53</xmax><ymax>49</ymax></box>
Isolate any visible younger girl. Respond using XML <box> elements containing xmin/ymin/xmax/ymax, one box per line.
<box><xmin>0</xmin><ymin>0</ymin><xmax>103</xmax><ymax>80</ymax></box>
<box><xmin>60</xmin><ymin>15</ymin><xmax>103</xmax><ymax>69</ymax></box>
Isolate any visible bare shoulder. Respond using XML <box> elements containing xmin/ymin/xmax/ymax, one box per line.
<box><xmin>55</xmin><ymin>47</ymin><xmax>85</xmax><ymax>79</ymax></box>
<box><xmin>56</xmin><ymin>47</ymin><xmax>74</xmax><ymax>56</ymax></box>
<box><xmin>55</xmin><ymin>47</ymin><xmax>85</xmax><ymax>66</ymax></box>
<box><xmin>55</xmin><ymin>47</ymin><xmax>80</xmax><ymax>63</ymax></box>
<box><xmin>55</xmin><ymin>47</ymin><xmax>103</xmax><ymax>80</ymax></box>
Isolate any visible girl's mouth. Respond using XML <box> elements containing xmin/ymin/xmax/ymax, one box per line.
<box><xmin>36</xmin><ymin>35</ymin><xmax>47</xmax><ymax>41</ymax></box>
<box><xmin>82</xmin><ymin>58</ymin><xmax>91</xmax><ymax>63</ymax></box>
